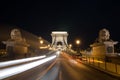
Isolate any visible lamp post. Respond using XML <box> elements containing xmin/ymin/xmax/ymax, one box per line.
<box><xmin>69</xmin><ymin>44</ymin><xmax>72</xmax><ymax>49</ymax></box>
<box><xmin>40</xmin><ymin>40</ymin><xmax>44</xmax><ymax>44</ymax></box>
<box><xmin>76</xmin><ymin>39</ymin><xmax>80</xmax><ymax>53</ymax></box>
<box><xmin>39</xmin><ymin>40</ymin><xmax>44</xmax><ymax>49</ymax></box>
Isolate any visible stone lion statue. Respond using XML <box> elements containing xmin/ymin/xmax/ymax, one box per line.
<box><xmin>10</xmin><ymin>29</ymin><xmax>22</xmax><ymax>41</ymax></box>
<box><xmin>98</xmin><ymin>28</ymin><xmax>110</xmax><ymax>42</ymax></box>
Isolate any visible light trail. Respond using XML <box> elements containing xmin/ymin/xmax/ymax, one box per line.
<box><xmin>56</xmin><ymin>51</ymin><xmax>60</xmax><ymax>57</ymax></box>
<box><xmin>0</xmin><ymin>55</ymin><xmax>56</xmax><ymax>79</ymax></box>
<box><xmin>0</xmin><ymin>55</ymin><xmax>46</xmax><ymax>68</ymax></box>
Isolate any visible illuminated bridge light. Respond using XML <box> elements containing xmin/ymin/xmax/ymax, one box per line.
<box><xmin>52</xmin><ymin>31</ymin><xmax>67</xmax><ymax>34</ymax></box>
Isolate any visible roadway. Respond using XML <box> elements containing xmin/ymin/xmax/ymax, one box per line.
<box><xmin>4</xmin><ymin>52</ymin><xmax>118</xmax><ymax>80</ymax></box>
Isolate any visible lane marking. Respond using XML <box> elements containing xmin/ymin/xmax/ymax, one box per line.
<box><xmin>59</xmin><ymin>70</ymin><xmax>62</xmax><ymax>80</ymax></box>
<box><xmin>36</xmin><ymin>59</ymin><xmax>57</xmax><ymax>80</ymax></box>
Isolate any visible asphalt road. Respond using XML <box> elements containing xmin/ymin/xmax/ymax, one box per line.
<box><xmin>4</xmin><ymin>52</ymin><xmax>119</xmax><ymax>80</ymax></box>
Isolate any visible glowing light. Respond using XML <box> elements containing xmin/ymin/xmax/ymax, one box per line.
<box><xmin>69</xmin><ymin>44</ymin><xmax>72</xmax><ymax>48</ymax></box>
<box><xmin>40</xmin><ymin>40</ymin><xmax>44</xmax><ymax>44</ymax></box>
<box><xmin>94</xmin><ymin>60</ymin><xmax>103</xmax><ymax>63</ymax></box>
<box><xmin>56</xmin><ymin>51</ymin><xmax>60</xmax><ymax>57</ymax></box>
<box><xmin>0</xmin><ymin>55</ymin><xmax>46</xmax><ymax>68</ymax></box>
<box><xmin>69</xmin><ymin>60</ymin><xmax>77</xmax><ymax>64</ymax></box>
<box><xmin>39</xmin><ymin>46</ymin><xmax>48</xmax><ymax>49</ymax></box>
<box><xmin>56</xmin><ymin>51</ymin><xmax>60</xmax><ymax>55</ymax></box>
<box><xmin>52</xmin><ymin>31</ymin><xmax>68</xmax><ymax>34</ymax></box>
<box><xmin>76</xmin><ymin>40</ymin><xmax>80</xmax><ymax>45</ymax></box>
<box><xmin>0</xmin><ymin>55</ymin><xmax>56</xmax><ymax>79</ymax></box>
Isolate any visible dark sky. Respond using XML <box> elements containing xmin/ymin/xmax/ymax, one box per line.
<box><xmin>0</xmin><ymin>0</ymin><xmax>120</xmax><ymax>49</ymax></box>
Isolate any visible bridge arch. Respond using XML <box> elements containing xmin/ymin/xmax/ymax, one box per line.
<box><xmin>51</xmin><ymin>31</ymin><xmax>68</xmax><ymax>50</ymax></box>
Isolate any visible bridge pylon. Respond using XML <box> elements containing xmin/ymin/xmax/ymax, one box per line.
<box><xmin>51</xmin><ymin>31</ymin><xmax>68</xmax><ymax>51</ymax></box>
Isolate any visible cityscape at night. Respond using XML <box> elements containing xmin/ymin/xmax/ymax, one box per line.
<box><xmin>0</xmin><ymin>0</ymin><xmax>120</xmax><ymax>80</ymax></box>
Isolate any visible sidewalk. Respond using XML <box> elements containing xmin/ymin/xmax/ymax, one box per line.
<box><xmin>81</xmin><ymin>60</ymin><xmax>120</xmax><ymax>79</ymax></box>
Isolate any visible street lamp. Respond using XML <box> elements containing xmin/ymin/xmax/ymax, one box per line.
<box><xmin>75</xmin><ymin>39</ymin><xmax>81</xmax><ymax>53</ymax></box>
<box><xmin>76</xmin><ymin>40</ymin><xmax>80</xmax><ymax>45</ymax></box>
<box><xmin>69</xmin><ymin>44</ymin><xmax>72</xmax><ymax>49</ymax></box>
<box><xmin>40</xmin><ymin>40</ymin><xmax>43</xmax><ymax>44</ymax></box>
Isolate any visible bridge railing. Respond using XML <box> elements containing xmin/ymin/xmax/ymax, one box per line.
<box><xmin>82</xmin><ymin>56</ymin><xmax>120</xmax><ymax>77</ymax></box>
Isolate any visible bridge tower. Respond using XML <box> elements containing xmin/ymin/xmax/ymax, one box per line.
<box><xmin>51</xmin><ymin>31</ymin><xmax>68</xmax><ymax>50</ymax></box>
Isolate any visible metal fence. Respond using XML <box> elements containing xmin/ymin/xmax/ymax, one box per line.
<box><xmin>82</xmin><ymin>57</ymin><xmax>120</xmax><ymax>76</ymax></box>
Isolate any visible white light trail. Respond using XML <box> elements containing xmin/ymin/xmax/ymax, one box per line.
<box><xmin>0</xmin><ymin>55</ymin><xmax>56</xmax><ymax>79</ymax></box>
<box><xmin>56</xmin><ymin>51</ymin><xmax>60</xmax><ymax>55</ymax></box>
<box><xmin>0</xmin><ymin>55</ymin><xmax>46</xmax><ymax>68</ymax></box>
<box><xmin>56</xmin><ymin>51</ymin><xmax>61</xmax><ymax>57</ymax></box>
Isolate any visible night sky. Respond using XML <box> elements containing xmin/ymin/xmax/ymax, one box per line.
<box><xmin>0</xmin><ymin>0</ymin><xmax>120</xmax><ymax>49</ymax></box>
